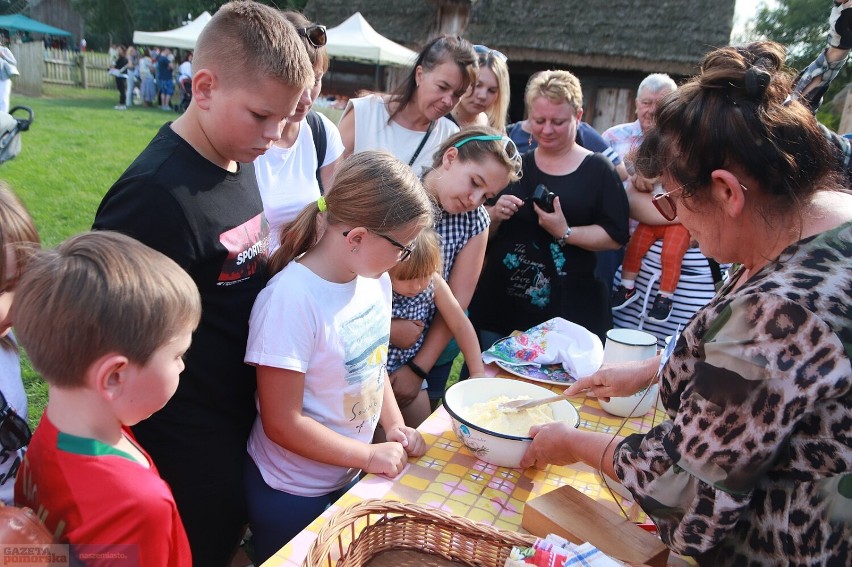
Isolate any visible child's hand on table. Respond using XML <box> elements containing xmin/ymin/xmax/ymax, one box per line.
<box><xmin>385</xmin><ymin>425</ymin><xmax>426</xmax><ymax>458</ymax></box>
<box><xmin>365</xmin><ymin>442</ymin><xmax>408</xmax><ymax>477</ymax></box>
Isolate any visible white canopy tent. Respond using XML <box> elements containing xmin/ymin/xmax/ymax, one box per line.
<box><xmin>133</xmin><ymin>12</ymin><xmax>212</xmax><ymax>50</ymax></box>
<box><xmin>326</xmin><ymin>12</ymin><xmax>415</xmax><ymax>67</ymax></box>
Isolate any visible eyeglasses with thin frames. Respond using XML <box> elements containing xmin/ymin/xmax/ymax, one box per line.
<box><xmin>342</xmin><ymin>229</ymin><xmax>414</xmax><ymax>262</ymax></box>
<box><xmin>0</xmin><ymin>389</ymin><xmax>31</xmax><ymax>452</ymax></box>
<box><xmin>453</xmin><ymin>134</ymin><xmax>523</xmax><ymax>176</ymax></box>
<box><xmin>652</xmin><ymin>182</ymin><xmax>749</xmax><ymax>221</ymax></box>
<box><xmin>298</xmin><ymin>25</ymin><xmax>327</xmax><ymax>48</ymax></box>
<box><xmin>474</xmin><ymin>44</ymin><xmax>508</xmax><ymax>63</ymax></box>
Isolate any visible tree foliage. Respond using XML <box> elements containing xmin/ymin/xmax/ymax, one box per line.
<box><xmin>753</xmin><ymin>0</ymin><xmax>828</xmax><ymax>69</ymax></box>
<box><xmin>71</xmin><ymin>0</ymin><xmax>308</xmax><ymax>50</ymax></box>
<box><xmin>752</xmin><ymin>0</ymin><xmax>852</xmax><ymax>118</ymax></box>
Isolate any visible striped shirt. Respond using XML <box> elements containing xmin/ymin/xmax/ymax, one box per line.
<box><xmin>612</xmin><ymin>243</ymin><xmax>728</xmax><ymax>347</ymax></box>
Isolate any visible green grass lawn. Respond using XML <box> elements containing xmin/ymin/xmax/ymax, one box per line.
<box><xmin>4</xmin><ymin>85</ymin><xmax>180</xmax><ymax>429</ymax></box>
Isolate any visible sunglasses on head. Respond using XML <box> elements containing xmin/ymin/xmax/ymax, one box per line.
<box><xmin>474</xmin><ymin>44</ymin><xmax>507</xmax><ymax>63</ymax></box>
<box><xmin>0</xmin><ymin>389</ymin><xmax>31</xmax><ymax>452</ymax></box>
<box><xmin>298</xmin><ymin>25</ymin><xmax>327</xmax><ymax>48</ymax></box>
<box><xmin>453</xmin><ymin>134</ymin><xmax>522</xmax><ymax>176</ymax></box>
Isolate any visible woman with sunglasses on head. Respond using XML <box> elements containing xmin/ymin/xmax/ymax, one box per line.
<box><xmin>450</xmin><ymin>45</ymin><xmax>510</xmax><ymax>132</ymax></box>
<box><xmin>387</xmin><ymin>126</ymin><xmax>522</xmax><ymax>420</ymax></box>
<box><xmin>338</xmin><ymin>35</ymin><xmax>477</xmax><ymax>174</ymax></box>
<box><xmin>255</xmin><ymin>12</ymin><xmax>343</xmax><ymax>252</ymax></box>
<box><xmin>470</xmin><ymin>70</ymin><xmax>629</xmax><ymax>345</ymax></box>
<box><xmin>522</xmin><ymin>42</ymin><xmax>852</xmax><ymax>566</ymax></box>
<box><xmin>0</xmin><ymin>182</ymin><xmax>39</xmax><ymax>504</ymax></box>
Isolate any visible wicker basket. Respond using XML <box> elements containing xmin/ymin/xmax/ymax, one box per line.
<box><xmin>302</xmin><ymin>499</ymin><xmax>537</xmax><ymax>567</ymax></box>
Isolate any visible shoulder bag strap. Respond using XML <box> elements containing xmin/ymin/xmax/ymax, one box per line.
<box><xmin>408</xmin><ymin>121</ymin><xmax>435</xmax><ymax>167</ymax></box>
<box><xmin>305</xmin><ymin>110</ymin><xmax>327</xmax><ymax>194</ymax></box>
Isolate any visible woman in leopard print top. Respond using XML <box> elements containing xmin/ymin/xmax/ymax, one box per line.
<box><xmin>521</xmin><ymin>41</ymin><xmax>851</xmax><ymax>565</ymax></box>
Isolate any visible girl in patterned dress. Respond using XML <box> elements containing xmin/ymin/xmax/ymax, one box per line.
<box><xmin>388</xmin><ymin>126</ymin><xmax>522</xmax><ymax>413</ymax></box>
<box><xmin>386</xmin><ymin>228</ymin><xmax>486</xmax><ymax>428</ymax></box>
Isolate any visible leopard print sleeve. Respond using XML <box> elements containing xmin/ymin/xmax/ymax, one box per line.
<box><xmin>614</xmin><ymin>292</ymin><xmax>852</xmax><ymax>565</ymax></box>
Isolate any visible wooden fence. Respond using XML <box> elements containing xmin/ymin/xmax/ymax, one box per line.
<box><xmin>9</xmin><ymin>43</ymin><xmax>114</xmax><ymax>96</ymax></box>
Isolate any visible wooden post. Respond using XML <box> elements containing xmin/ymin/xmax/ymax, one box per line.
<box><xmin>79</xmin><ymin>53</ymin><xmax>87</xmax><ymax>89</ymax></box>
<box><xmin>839</xmin><ymin>89</ymin><xmax>852</xmax><ymax>135</ymax></box>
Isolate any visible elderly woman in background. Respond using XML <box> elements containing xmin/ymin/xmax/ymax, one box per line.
<box><xmin>522</xmin><ymin>42</ymin><xmax>852</xmax><ymax>565</ymax></box>
<box><xmin>450</xmin><ymin>45</ymin><xmax>510</xmax><ymax>132</ymax></box>
<box><xmin>469</xmin><ymin>70</ymin><xmax>629</xmax><ymax>343</ymax></box>
<box><xmin>338</xmin><ymin>35</ymin><xmax>477</xmax><ymax>174</ymax></box>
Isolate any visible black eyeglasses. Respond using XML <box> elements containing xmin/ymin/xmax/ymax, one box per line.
<box><xmin>297</xmin><ymin>25</ymin><xmax>327</xmax><ymax>48</ymax></box>
<box><xmin>474</xmin><ymin>44</ymin><xmax>507</xmax><ymax>63</ymax></box>
<box><xmin>343</xmin><ymin>230</ymin><xmax>414</xmax><ymax>262</ymax></box>
<box><xmin>0</xmin><ymin>389</ymin><xmax>31</xmax><ymax>452</ymax></box>
<box><xmin>652</xmin><ymin>182</ymin><xmax>749</xmax><ymax>221</ymax></box>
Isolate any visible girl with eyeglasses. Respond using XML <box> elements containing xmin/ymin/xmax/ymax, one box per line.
<box><xmin>0</xmin><ymin>182</ymin><xmax>39</xmax><ymax>504</ymax></box>
<box><xmin>338</xmin><ymin>35</ymin><xmax>478</xmax><ymax>174</ymax></box>
<box><xmin>255</xmin><ymin>12</ymin><xmax>343</xmax><ymax>254</ymax></box>
<box><xmin>450</xmin><ymin>46</ymin><xmax>510</xmax><ymax>133</ymax></box>
<box><xmin>243</xmin><ymin>152</ymin><xmax>434</xmax><ymax>563</ymax></box>
<box><xmin>386</xmin><ymin>126</ymin><xmax>522</xmax><ymax>423</ymax></box>
<box><xmin>469</xmin><ymin>70</ymin><xmax>630</xmax><ymax>345</ymax></box>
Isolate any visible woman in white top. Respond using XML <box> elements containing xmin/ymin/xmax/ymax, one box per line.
<box><xmin>338</xmin><ymin>35</ymin><xmax>477</xmax><ymax>174</ymax></box>
<box><xmin>255</xmin><ymin>12</ymin><xmax>344</xmax><ymax>252</ymax></box>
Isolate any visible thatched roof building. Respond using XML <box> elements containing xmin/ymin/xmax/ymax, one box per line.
<box><xmin>306</xmin><ymin>0</ymin><xmax>736</xmax><ymax>129</ymax></box>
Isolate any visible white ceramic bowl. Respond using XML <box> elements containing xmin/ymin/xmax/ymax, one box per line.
<box><xmin>443</xmin><ymin>377</ymin><xmax>580</xmax><ymax>469</ymax></box>
<box><xmin>599</xmin><ymin>383</ymin><xmax>659</xmax><ymax>417</ymax></box>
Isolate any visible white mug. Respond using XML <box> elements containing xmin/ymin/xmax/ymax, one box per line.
<box><xmin>599</xmin><ymin>329</ymin><xmax>658</xmax><ymax>417</ymax></box>
<box><xmin>601</xmin><ymin>328</ymin><xmax>657</xmax><ymax>363</ymax></box>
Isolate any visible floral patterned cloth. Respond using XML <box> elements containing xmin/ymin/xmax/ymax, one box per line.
<box><xmin>481</xmin><ymin>317</ymin><xmax>603</xmax><ymax>378</ymax></box>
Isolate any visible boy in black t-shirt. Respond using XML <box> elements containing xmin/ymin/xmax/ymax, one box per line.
<box><xmin>93</xmin><ymin>2</ymin><xmax>313</xmax><ymax>564</ymax></box>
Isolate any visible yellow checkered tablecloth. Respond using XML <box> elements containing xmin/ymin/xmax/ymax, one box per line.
<box><xmin>264</xmin><ymin>368</ymin><xmax>665</xmax><ymax>567</ymax></box>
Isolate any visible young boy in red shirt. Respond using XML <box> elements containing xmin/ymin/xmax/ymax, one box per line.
<box><xmin>14</xmin><ymin>231</ymin><xmax>202</xmax><ymax>566</ymax></box>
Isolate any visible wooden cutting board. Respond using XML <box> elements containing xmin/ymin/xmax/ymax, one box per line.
<box><xmin>521</xmin><ymin>484</ymin><xmax>669</xmax><ymax>567</ymax></box>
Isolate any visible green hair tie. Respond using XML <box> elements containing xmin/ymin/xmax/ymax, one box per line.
<box><xmin>317</xmin><ymin>196</ymin><xmax>327</xmax><ymax>212</ymax></box>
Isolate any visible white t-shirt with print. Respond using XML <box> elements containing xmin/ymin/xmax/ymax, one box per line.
<box><xmin>255</xmin><ymin>112</ymin><xmax>345</xmax><ymax>252</ymax></box>
<box><xmin>245</xmin><ymin>262</ymin><xmax>392</xmax><ymax>497</ymax></box>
